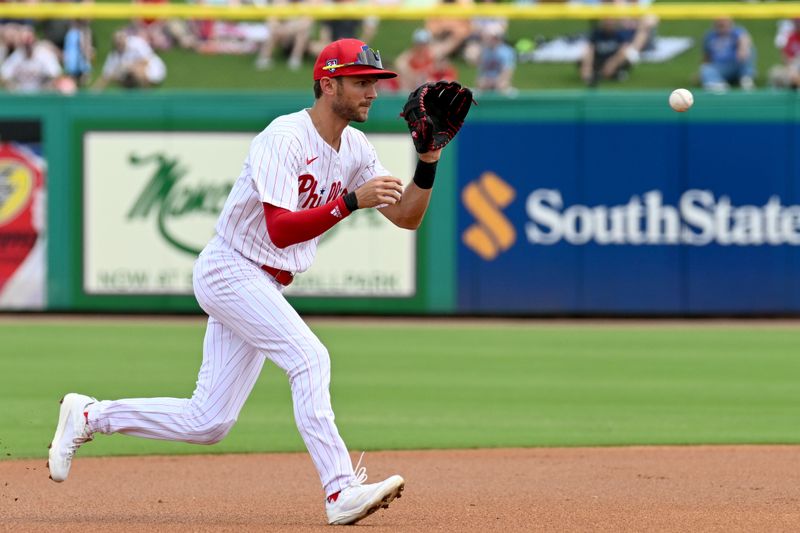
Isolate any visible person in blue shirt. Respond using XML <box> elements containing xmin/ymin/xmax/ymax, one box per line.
<box><xmin>700</xmin><ymin>17</ymin><xmax>756</xmax><ymax>92</ymax></box>
<box><xmin>476</xmin><ymin>22</ymin><xmax>516</xmax><ymax>95</ymax></box>
<box><xmin>62</xmin><ymin>20</ymin><xmax>92</xmax><ymax>87</ymax></box>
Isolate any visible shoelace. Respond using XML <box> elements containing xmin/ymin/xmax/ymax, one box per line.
<box><xmin>66</xmin><ymin>414</ymin><xmax>94</xmax><ymax>459</ymax></box>
<box><xmin>351</xmin><ymin>451</ymin><xmax>368</xmax><ymax>486</ymax></box>
<box><xmin>69</xmin><ymin>431</ymin><xmax>93</xmax><ymax>456</ymax></box>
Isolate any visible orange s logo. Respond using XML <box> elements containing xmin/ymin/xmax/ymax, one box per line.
<box><xmin>462</xmin><ymin>172</ymin><xmax>516</xmax><ymax>260</ymax></box>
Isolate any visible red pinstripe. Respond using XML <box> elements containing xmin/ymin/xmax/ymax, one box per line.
<box><xmin>212</xmin><ymin>110</ymin><xmax>390</xmax><ymax>273</ymax></box>
<box><xmin>90</xmin><ymin>238</ymin><xmax>354</xmax><ymax>494</ymax></box>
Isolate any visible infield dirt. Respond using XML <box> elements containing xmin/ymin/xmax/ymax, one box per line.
<box><xmin>1</xmin><ymin>446</ymin><xmax>799</xmax><ymax>532</ymax></box>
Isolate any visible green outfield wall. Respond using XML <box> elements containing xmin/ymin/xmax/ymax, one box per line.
<box><xmin>1</xmin><ymin>91</ymin><xmax>798</xmax><ymax>315</ymax></box>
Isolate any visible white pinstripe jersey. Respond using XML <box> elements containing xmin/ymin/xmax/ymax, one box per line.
<box><xmin>215</xmin><ymin>109</ymin><xmax>390</xmax><ymax>273</ymax></box>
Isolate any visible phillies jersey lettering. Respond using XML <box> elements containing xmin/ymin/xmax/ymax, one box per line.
<box><xmin>298</xmin><ymin>175</ymin><xmax>347</xmax><ymax>209</ymax></box>
<box><xmin>215</xmin><ymin>110</ymin><xmax>389</xmax><ymax>273</ymax></box>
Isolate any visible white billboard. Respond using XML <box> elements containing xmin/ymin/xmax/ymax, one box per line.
<box><xmin>83</xmin><ymin>131</ymin><xmax>416</xmax><ymax>297</ymax></box>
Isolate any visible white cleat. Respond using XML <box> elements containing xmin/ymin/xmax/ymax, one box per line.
<box><xmin>47</xmin><ymin>393</ymin><xmax>96</xmax><ymax>482</ymax></box>
<box><xmin>326</xmin><ymin>455</ymin><xmax>405</xmax><ymax>526</ymax></box>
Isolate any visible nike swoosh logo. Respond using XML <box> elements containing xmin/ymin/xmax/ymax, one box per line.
<box><xmin>306</xmin><ymin>156</ymin><xmax>319</xmax><ymax>165</ymax></box>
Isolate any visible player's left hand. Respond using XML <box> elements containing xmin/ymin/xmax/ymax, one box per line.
<box><xmin>354</xmin><ymin>176</ymin><xmax>404</xmax><ymax>208</ymax></box>
<box><xmin>401</xmin><ymin>81</ymin><xmax>476</xmax><ymax>154</ymax></box>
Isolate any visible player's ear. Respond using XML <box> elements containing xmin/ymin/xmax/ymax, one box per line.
<box><xmin>319</xmin><ymin>77</ymin><xmax>338</xmax><ymax>97</ymax></box>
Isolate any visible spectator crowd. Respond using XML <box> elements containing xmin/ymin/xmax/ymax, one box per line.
<box><xmin>0</xmin><ymin>0</ymin><xmax>798</xmax><ymax>95</ymax></box>
<box><xmin>0</xmin><ymin>10</ymin><xmax>166</xmax><ymax>93</ymax></box>
<box><xmin>0</xmin><ymin>0</ymin><xmax>519</xmax><ymax>95</ymax></box>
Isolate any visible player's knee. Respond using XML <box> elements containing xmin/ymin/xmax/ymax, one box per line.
<box><xmin>288</xmin><ymin>339</ymin><xmax>331</xmax><ymax>381</ymax></box>
<box><xmin>306</xmin><ymin>340</ymin><xmax>331</xmax><ymax>374</ymax></box>
<box><xmin>196</xmin><ymin>419</ymin><xmax>236</xmax><ymax>445</ymax></box>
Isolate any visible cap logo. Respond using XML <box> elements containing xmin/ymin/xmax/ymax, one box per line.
<box><xmin>325</xmin><ymin>58</ymin><xmax>338</xmax><ymax>73</ymax></box>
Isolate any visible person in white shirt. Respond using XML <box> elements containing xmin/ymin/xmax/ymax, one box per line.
<box><xmin>0</xmin><ymin>26</ymin><xmax>62</xmax><ymax>93</ymax></box>
<box><xmin>93</xmin><ymin>30</ymin><xmax>167</xmax><ymax>89</ymax></box>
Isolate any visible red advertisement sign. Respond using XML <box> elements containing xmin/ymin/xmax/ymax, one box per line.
<box><xmin>0</xmin><ymin>143</ymin><xmax>45</xmax><ymax>308</ymax></box>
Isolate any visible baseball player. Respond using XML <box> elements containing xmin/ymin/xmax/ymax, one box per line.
<box><xmin>48</xmin><ymin>38</ymin><xmax>473</xmax><ymax>525</ymax></box>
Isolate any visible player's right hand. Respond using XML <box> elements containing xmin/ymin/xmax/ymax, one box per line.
<box><xmin>354</xmin><ymin>176</ymin><xmax>404</xmax><ymax>208</ymax></box>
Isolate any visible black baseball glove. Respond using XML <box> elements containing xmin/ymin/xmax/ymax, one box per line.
<box><xmin>401</xmin><ymin>81</ymin><xmax>475</xmax><ymax>154</ymax></box>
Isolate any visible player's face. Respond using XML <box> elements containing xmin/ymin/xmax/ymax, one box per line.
<box><xmin>331</xmin><ymin>76</ymin><xmax>379</xmax><ymax>123</ymax></box>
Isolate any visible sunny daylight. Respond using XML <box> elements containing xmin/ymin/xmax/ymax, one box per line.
<box><xmin>1</xmin><ymin>1</ymin><xmax>799</xmax><ymax>531</ymax></box>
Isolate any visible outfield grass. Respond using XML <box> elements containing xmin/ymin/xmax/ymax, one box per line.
<box><xmin>0</xmin><ymin>319</ymin><xmax>798</xmax><ymax>460</ymax></box>
<box><xmin>83</xmin><ymin>8</ymin><xmax>786</xmax><ymax>91</ymax></box>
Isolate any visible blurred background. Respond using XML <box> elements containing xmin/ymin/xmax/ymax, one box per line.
<box><xmin>2</xmin><ymin>0</ymin><xmax>800</xmax><ymax>317</ymax></box>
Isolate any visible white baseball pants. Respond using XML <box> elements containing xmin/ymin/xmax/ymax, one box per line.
<box><xmin>88</xmin><ymin>235</ymin><xmax>355</xmax><ymax>495</ymax></box>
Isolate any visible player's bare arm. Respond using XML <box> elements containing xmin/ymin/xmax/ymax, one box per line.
<box><xmin>376</xmin><ymin>181</ymin><xmax>432</xmax><ymax>230</ymax></box>
<box><xmin>375</xmin><ymin>149</ymin><xmax>442</xmax><ymax>230</ymax></box>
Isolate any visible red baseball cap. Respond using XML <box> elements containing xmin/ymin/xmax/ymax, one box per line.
<box><xmin>313</xmin><ymin>38</ymin><xmax>397</xmax><ymax>81</ymax></box>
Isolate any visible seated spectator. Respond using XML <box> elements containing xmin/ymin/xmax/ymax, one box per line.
<box><xmin>0</xmin><ymin>24</ymin><xmax>15</xmax><ymax>64</ymax></box>
<box><xmin>62</xmin><ymin>19</ymin><xmax>93</xmax><ymax>87</ymax></box>
<box><xmin>38</xmin><ymin>1</ymin><xmax>95</xmax><ymax>64</ymax></box>
<box><xmin>769</xmin><ymin>18</ymin><xmax>800</xmax><ymax>89</ymax></box>
<box><xmin>476</xmin><ymin>22</ymin><xmax>516</xmax><ymax>95</ymax></box>
<box><xmin>619</xmin><ymin>5</ymin><xmax>658</xmax><ymax>66</ymax></box>
<box><xmin>775</xmin><ymin>18</ymin><xmax>795</xmax><ymax>50</ymax></box>
<box><xmin>195</xmin><ymin>20</ymin><xmax>267</xmax><ymax>55</ymax></box>
<box><xmin>463</xmin><ymin>0</ymin><xmax>507</xmax><ymax>65</ymax></box>
<box><xmin>254</xmin><ymin>0</ymin><xmax>312</xmax><ymax>70</ymax></box>
<box><xmin>570</xmin><ymin>0</ymin><xmax>658</xmax><ymax>67</ymax></box>
<box><xmin>133</xmin><ymin>0</ymin><xmax>172</xmax><ymax>50</ymax></box>
<box><xmin>194</xmin><ymin>0</ymin><xmax>267</xmax><ymax>55</ymax></box>
<box><xmin>308</xmin><ymin>0</ymin><xmax>379</xmax><ymax>57</ymax></box>
<box><xmin>93</xmin><ymin>30</ymin><xmax>167</xmax><ymax>89</ymax></box>
<box><xmin>395</xmin><ymin>28</ymin><xmax>435</xmax><ymax>90</ymax></box>
<box><xmin>425</xmin><ymin>0</ymin><xmax>473</xmax><ymax>60</ymax></box>
<box><xmin>700</xmin><ymin>17</ymin><xmax>755</xmax><ymax>92</ymax></box>
<box><xmin>580</xmin><ymin>18</ymin><xmax>633</xmax><ymax>87</ymax></box>
<box><xmin>162</xmin><ymin>18</ymin><xmax>199</xmax><ymax>50</ymax></box>
<box><xmin>395</xmin><ymin>28</ymin><xmax>458</xmax><ymax>91</ymax></box>
<box><xmin>194</xmin><ymin>0</ymin><xmax>231</xmax><ymax>53</ymax></box>
<box><xmin>0</xmin><ymin>26</ymin><xmax>62</xmax><ymax>93</ymax></box>
<box><xmin>0</xmin><ymin>22</ymin><xmax>36</xmax><ymax>64</ymax></box>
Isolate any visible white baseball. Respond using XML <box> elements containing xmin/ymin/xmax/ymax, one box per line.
<box><xmin>669</xmin><ymin>88</ymin><xmax>694</xmax><ymax>112</ymax></box>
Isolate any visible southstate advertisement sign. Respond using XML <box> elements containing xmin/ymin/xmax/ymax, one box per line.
<box><xmin>0</xmin><ymin>143</ymin><xmax>45</xmax><ymax>309</ymax></box>
<box><xmin>82</xmin><ymin>131</ymin><xmax>415</xmax><ymax>297</ymax></box>
<box><xmin>456</xmin><ymin>121</ymin><xmax>800</xmax><ymax>314</ymax></box>
<box><xmin>464</xmin><ymin>184</ymin><xmax>800</xmax><ymax>253</ymax></box>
